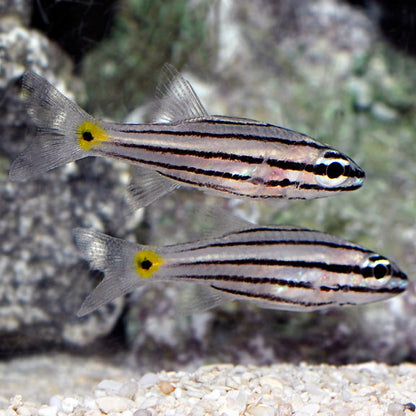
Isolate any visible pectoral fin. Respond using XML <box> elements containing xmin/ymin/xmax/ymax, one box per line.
<box><xmin>128</xmin><ymin>167</ymin><xmax>181</xmax><ymax>209</ymax></box>
<box><xmin>175</xmin><ymin>283</ymin><xmax>235</xmax><ymax>315</ymax></box>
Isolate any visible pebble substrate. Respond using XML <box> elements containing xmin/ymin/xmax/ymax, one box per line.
<box><xmin>1</xmin><ymin>356</ymin><xmax>416</xmax><ymax>416</ymax></box>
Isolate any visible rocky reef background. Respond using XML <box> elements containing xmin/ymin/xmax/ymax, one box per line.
<box><xmin>1</xmin><ymin>0</ymin><xmax>416</xmax><ymax>408</ymax></box>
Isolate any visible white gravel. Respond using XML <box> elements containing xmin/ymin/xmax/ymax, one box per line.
<box><xmin>1</xmin><ymin>358</ymin><xmax>416</xmax><ymax>416</ymax></box>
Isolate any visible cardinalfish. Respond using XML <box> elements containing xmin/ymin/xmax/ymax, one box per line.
<box><xmin>73</xmin><ymin>216</ymin><xmax>406</xmax><ymax>316</ymax></box>
<box><xmin>9</xmin><ymin>65</ymin><xmax>365</xmax><ymax>206</ymax></box>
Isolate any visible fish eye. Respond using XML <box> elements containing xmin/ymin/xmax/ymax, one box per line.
<box><xmin>373</xmin><ymin>263</ymin><xmax>388</xmax><ymax>279</ymax></box>
<box><xmin>361</xmin><ymin>255</ymin><xmax>392</xmax><ymax>288</ymax></box>
<box><xmin>326</xmin><ymin>161</ymin><xmax>344</xmax><ymax>179</ymax></box>
<box><xmin>314</xmin><ymin>152</ymin><xmax>349</xmax><ymax>188</ymax></box>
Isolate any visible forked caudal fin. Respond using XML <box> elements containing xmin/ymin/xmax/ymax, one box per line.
<box><xmin>9</xmin><ymin>72</ymin><xmax>98</xmax><ymax>182</ymax></box>
<box><xmin>73</xmin><ymin>228</ymin><xmax>160</xmax><ymax>317</ymax></box>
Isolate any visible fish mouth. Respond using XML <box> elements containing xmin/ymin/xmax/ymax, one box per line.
<box><xmin>354</xmin><ymin>167</ymin><xmax>366</xmax><ymax>181</ymax></box>
<box><xmin>344</xmin><ymin>160</ymin><xmax>365</xmax><ymax>188</ymax></box>
<box><xmin>346</xmin><ymin>157</ymin><xmax>366</xmax><ymax>181</ymax></box>
<box><xmin>390</xmin><ymin>266</ymin><xmax>408</xmax><ymax>293</ymax></box>
<box><xmin>393</xmin><ymin>268</ymin><xmax>408</xmax><ymax>282</ymax></box>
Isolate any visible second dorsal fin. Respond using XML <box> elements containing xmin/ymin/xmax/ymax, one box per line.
<box><xmin>151</xmin><ymin>64</ymin><xmax>210</xmax><ymax>123</ymax></box>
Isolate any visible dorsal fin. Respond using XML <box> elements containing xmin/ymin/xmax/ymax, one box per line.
<box><xmin>151</xmin><ymin>64</ymin><xmax>209</xmax><ymax>123</ymax></box>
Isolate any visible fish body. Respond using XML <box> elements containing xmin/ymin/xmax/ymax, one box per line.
<box><xmin>94</xmin><ymin>116</ymin><xmax>364</xmax><ymax>200</ymax></box>
<box><xmin>9</xmin><ymin>66</ymin><xmax>365</xmax><ymax>205</ymax></box>
<box><xmin>73</xmin><ymin>222</ymin><xmax>407</xmax><ymax>316</ymax></box>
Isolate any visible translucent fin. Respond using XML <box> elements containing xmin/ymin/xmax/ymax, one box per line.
<box><xmin>197</xmin><ymin>205</ymin><xmax>255</xmax><ymax>239</ymax></box>
<box><xmin>73</xmin><ymin>228</ymin><xmax>146</xmax><ymax>317</ymax></box>
<box><xmin>77</xmin><ymin>279</ymin><xmax>139</xmax><ymax>317</ymax></box>
<box><xmin>9</xmin><ymin>72</ymin><xmax>91</xmax><ymax>182</ymax></box>
<box><xmin>176</xmin><ymin>283</ymin><xmax>234</xmax><ymax>315</ymax></box>
<box><xmin>151</xmin><ymin>64</ymin><xmax>209</xmax><ymax>123</ymax></box>
<box><xmin>127</xmin><ymin>167</ymin><xmax>180</xmax><ymax>209</ymax></box>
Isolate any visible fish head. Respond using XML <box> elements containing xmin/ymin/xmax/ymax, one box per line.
<box><xmin>359</xmin><ymin>253</ymin><xmax>407</xmax><ymax>292</ymax></box>
<box><xmin>312</xmin><ymin>149</ymin><xmax>365</xmax><ymax>194</ymax></box>
<box><xmin>338</xmin><ymin>253</ymin><xmax>408</xmax><ymax>306</ymax></box>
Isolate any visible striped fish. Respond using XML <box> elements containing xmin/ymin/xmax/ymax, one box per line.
<box><xmin>9</xmin><ymin>66</ymin><xmax>365</xmax><ymax>205</ymax></box>
<box><xmin>73</xmin><ymin>218</ymin><xmax>407</xmax><ymax>316</ymax></box>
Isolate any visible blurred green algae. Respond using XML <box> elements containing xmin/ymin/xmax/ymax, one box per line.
<box><xmin>81</xmin><ymin>0</ymin><xmax>211</xmax><ymax>118</ymax></box>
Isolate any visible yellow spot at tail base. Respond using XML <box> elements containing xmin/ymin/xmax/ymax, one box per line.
<box><xmin>134</xmin><ymin>249</ymin><xmax>164</xmax><ymax>278</ymax></box>
<box><xmin>77</xmin><ymin>120</ymin><xmax>109</xmax><ymax>150</ymax></box>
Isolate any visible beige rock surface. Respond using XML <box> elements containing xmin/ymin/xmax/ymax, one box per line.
<box><xmin>1</xmin><ymin>354</ymin><xmax>415</xmax><ymax>415</ymax></box>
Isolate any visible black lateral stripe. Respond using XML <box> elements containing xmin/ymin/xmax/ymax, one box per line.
<box><xmin>148</xmin><ymin>161</ymin><xmax>307</xmax><ymax>191</ymax></box>
<box><xmin>203</xmin><ymin>117</ymin><xmax>271</xmax><ymax>126</ymax></box>
<box><xmin>176</xmin><ymin>239</ymin><xmax>372</xmax><ymax>254</ymax></box>
<box><xmin>265</xmin><ymin>179</ymin><xmax>363</xmax><ymax>192</ymax></box>
<box><xmin>113</xmin><ymin>142</ymin><xmax>264</xmax><ymax>165</ymax></box>
<box><xmin>172</xmin><ymin>274</ymin><xmax>313</xmax><ymax>288</ymax></box>
<box><xmin>265</xmin><ymin>179</ymin><xmax>299</xmax><ymax>188</ymax></box>
<box><xmin>159</xmin><ymin>172</ymin><xmax>308</xmax><ymax>198</ymax></box>
<box><xmin>113</xmin><ymin>142</ymin><xmax>330</xmax><ymax>174</ymax></box>
<box><xmin>319</xmin><ymin>285</ymin><xmax>405</xmax><ymax>294</ymax></box>
<box><xmin>115</xmin><ymin>127</ymin><xmax>327</xmax><ymax>149</ymax></box>
<box><xmin>299</xmin><ymin>182</ymin><xmax>363</xmax><ymax>192</ymax></box>
<box><xmin>198</xmin><ymin>118</ymin><xmax>324</xmax><ymax>148</ymax></box>
<box><xmin>267</xmin><ymin>159</ymin><xmax>312</xmax><ymax>172</ymax></box>
<box><xmin>112</xmin><ymin>117</ymin><xmax>270</xmax><ymax>129</ymax></box>
<box><xmin>106</xmin><ymin>152</ymin><xmax>251</xmax><ymax>181</ymax></box>
<box><xmin>313</xmin><ymin>163</ymin><xmax>331</xmax><ymax>176</ymax></box>
<box><xmin>231</xmin><ymin>226</ymin><xmax>314</xmax><ymax>234</ymax></box>
<box><xmin>210</xmin><ymin>285</ymin><xmax>334</xmax><ymax>307</ymax></box>
<box><xmin>176</xmin><ymin>258</ymin><xmax>361</xmax><ymax>274</ymax></box>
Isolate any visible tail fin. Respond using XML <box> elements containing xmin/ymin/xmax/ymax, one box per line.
<box><xmin>9</xmin><ymin>72</ymin><xmax>92</xmax><ymax>182</ymax></box>
<box><xmin>73</xmin><ymin>228</ymin><xmax>148</xmax><ymax>317</ymax></box>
